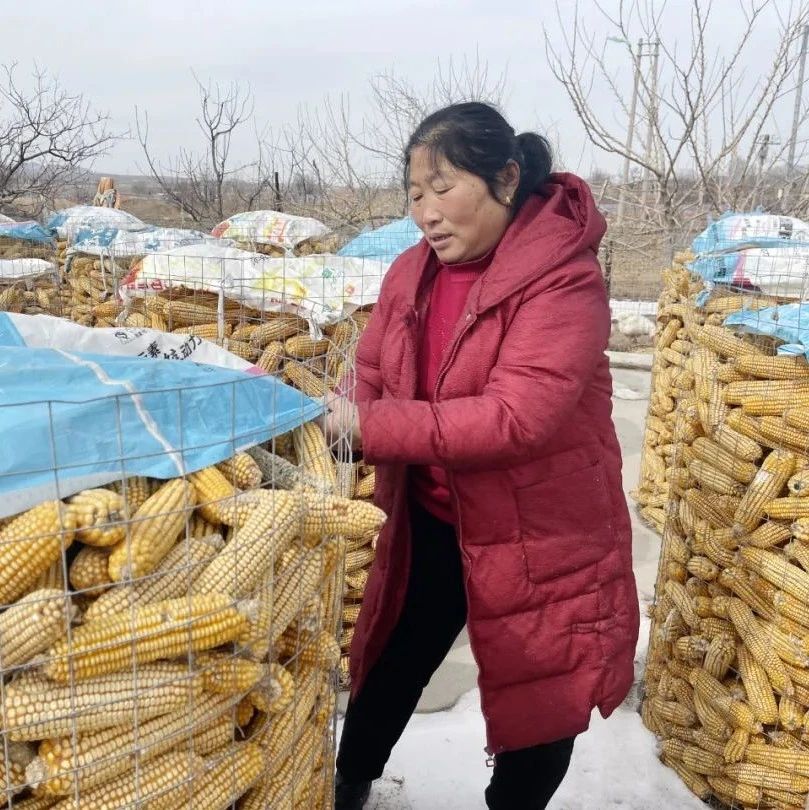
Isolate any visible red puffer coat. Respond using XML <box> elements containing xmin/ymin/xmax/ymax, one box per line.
<box><xmin>349</xmin><ymin>173</ymin><xmax>639</xmax><ymax>754</ymax></box>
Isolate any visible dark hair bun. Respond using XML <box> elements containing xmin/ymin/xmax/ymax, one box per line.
<box><xmin>517</xmin><ymin>132</ymin><xmax>553</xmax><ymax>198</ymax></box>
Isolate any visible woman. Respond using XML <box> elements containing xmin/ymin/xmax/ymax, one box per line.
<box><xmin>325</xmin><ymin>102</ymin><xmax>639</xmax><ymax>810</ymax></box>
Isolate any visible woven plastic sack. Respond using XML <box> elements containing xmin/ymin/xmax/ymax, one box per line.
<box><xmin>211</xmin><ymin>210</ymin><xmax>329</xmax><ymax>252</ymax></box>
<box><xmin>121</xmin><ymin>243</ymin><xmax>389</xmax><ymax>327</ymax></box>
<box><xmin>46</xmin><ymin>206</ymin><xmax>147</xmax><ymax>243</ymax></box>
<box><xmin>0</xmin><ymin>220</ymin><xmax>56</xmax><ymax>245</ymax></box>
<box><xmin>70</xmin><ymin>226</ymin><xmax>219</xmax><ymax>259</ymax></box>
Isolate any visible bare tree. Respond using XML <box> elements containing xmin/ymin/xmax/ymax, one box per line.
<box><xmin>136</xmin><ymin>75</ymin><xmax>283</xmax><ymax>226</ymax></box>
<box><xmin>545</xmin><ymin>0</ymin><xmax>809</xmax><ymax>249</ymax></box>
<box><xmin>287</xmin><ymin>54</ymin><xmax>509</xmax><ymax>228</ymax></box>
<box><xmin>0</xmin><ymin>64</ymin><xmax>116</xmax><ymax>216</ymax></box>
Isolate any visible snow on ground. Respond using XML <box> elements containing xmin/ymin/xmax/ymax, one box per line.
<box><xmin>340</xmin><ymin>603</ymin><xmax>707</xmax><ymax>809</ymax></box>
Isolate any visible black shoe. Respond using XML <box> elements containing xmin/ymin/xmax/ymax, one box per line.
<box><xmin>335</xmin><ymin>772</ymin><xmax>372</xmax><ymax>810</ymax></box>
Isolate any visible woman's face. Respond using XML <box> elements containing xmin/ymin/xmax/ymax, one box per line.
<box><xmin>408</xmin><ymin>146</ymin><xmax>518</xmax><ymax>264</ymax></box>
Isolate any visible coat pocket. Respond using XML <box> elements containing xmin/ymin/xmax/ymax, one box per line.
<box><xmin>516</xmin><ymin>459</ymin><xmax>616</xmax><ymax>585</ymax></box>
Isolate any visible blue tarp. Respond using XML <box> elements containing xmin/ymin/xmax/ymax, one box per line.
<box><xmin>691</xmin><ymin>212</ymin><xmax>809</xmax><ymax>256</ymax></box>
<box><xmin>725</xmin><ymin>303</ymin><xmax>809</xmax><ymax>357</ymax></box>
<box><xmin>337</xmin><ymin>217</ymin><xmax>422</xmax><ymax>264</ymax></box>
<box><xmin>0</xmin><ymin>338</ymin><xmax>322</xmax><ymax>516</ymax></box>
<box><xmin>0</xmin><ymin>220</ymin><xmax>56</xmax><ymax>246</ymax></box>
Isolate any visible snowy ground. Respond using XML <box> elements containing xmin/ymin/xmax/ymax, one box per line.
<box><xmin>338</xmin><ymin>607</ymin><xmax>707</xmax><ymax>810</ymax></box>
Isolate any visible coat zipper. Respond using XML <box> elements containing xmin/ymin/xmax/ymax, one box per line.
<box><xmin>432</xmin><ymin>309</ymin><xmax>496</xmax><ymax>757</ymax></box>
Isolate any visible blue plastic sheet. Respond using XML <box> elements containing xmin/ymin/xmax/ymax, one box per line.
<box><xmin>0</xmin><ymin>342</ymin><xmax>322</xmax><ymax>516</ymax></box>
<box><xmin>0</xmin><ymin>220</ymin><xmax>55</xmax><ymax>245</ymax></box>
<box><xmin>724</xmin><ymin>303</ymin><xmax>809</xmax><ymax>357</ymax></box>
<box><xmin>338</xmin><ymin>217</ymin><xmax>422</xmax><ymax>264</ymax></box>
<box><xmin>691</xmin><ymin>212</ymin><xmax>809</xmax><ymax>255</ymax></box>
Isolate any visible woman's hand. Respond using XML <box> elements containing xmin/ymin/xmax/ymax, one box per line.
<box><xmin>322</xmin><ymin>393</ymin><xmax>362</xmax><ymax>452</ymax></box>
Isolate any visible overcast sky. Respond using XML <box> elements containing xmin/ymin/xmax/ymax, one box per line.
<box><xmin>2</xmin><ymin>0</ymin><xmax>801</xmax><ymax>178</ymax></box>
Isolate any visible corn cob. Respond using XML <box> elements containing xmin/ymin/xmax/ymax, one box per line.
<box><xmin>199</xmin><ymin>654</ymin><xmax>266</xmax><ymax>695</ymax></box>
<box><xmin>83</xmin><ymin>535</ymin><xmax>222</xmax><ymax>622</ymax></box>
<box><xmin>3</xmin><ymin>664</ymin><xmax>203</xmax><ymax>740</ymax></box>
<box><xmin>690</xmin><ymin>436</ymin><xmax>757</xmax><ymax>484</ymax></box>
<box><xmin>108</xmin><ymin>478</ymin><xmax>197</xmax><ymax>581</ymax></box>
<box><xmin>301</xmin><ymin>491</ymin><xmax>386</xmax><ymax>540</ymax></box>
<box><xmin>694</xmin><ymin>324</ymin><xmax>767</xmax><ymax>359</ymax></box>
<box><xmin>648</xmin><ymin>695</ymin><xmax>697</xmax><ymax>727</ymax></box>
<box><xmin>707</xmin><ymin>775</ymin><xmax>762</xmax><ymax>806</ymax></box>
<box><xmin>757</xmin><ymin>415</ymin><xmax>809</xmax><ymax>452</ymax></box>
<box><xmin>215</xmin><ymin>452</ymin><xmax>262</xmax><ymax>489</ymax></box>
<box><xmin>766</xmin><ymin>498</ymin><xmax>809</xmax><ymax>519</ymax></box>
<box><xmin>172</xmin><ymin>322</ymin><xmax>230</xmax><ymax>339</ymax></box>
<box><xmin>110</xmin><ymin>476</ymin><xmax>152</xmax><ymax>514</ymax></box>
<box><xmin>29</xmin><ymin>695</ymin><xmax>235</xmax><ymax>796</ymax></box>
<box><xmin>722</xmin><ymin>727</ymin><xmax>749</xmax><ymax>764</ymax></box>
<box><xmin>733</xmin><ymin>448</ymin><xmax>796</xmax><ymax>534</ymax></box>
<box><xmin>688</xmin><ymin>666</ymin><xmax>763</xmax><ymax>733</ymax></box>
<box><xmin>726</xmin><ymin>379</ymin><xmax>809</xmax><ymax>404</ymax></box>
<box><xmin>68</xmin><ymin>489</ymin><xmax>126</xmax><ymax>546</ymax></box>
<box><xmin>660</xmin><ymin>755</ymin><xmax>710</xmax><ymax>799</ymax></box>
<box><xmin>741</xmin><ymin>545</ymin><xmax>809</xmax><ymax>603</ymax></box>
<box><xmin>700</xmin><ymin>617</ymin><xmax>734</xmax><ymax>640</ymax></box>
<box><xmin>736</xmin><ymin>645</ymin><xmax>779</xmax><ymax>725</ymax></box>
<box><xmin>703</xmin><ymin>633</ymin><xmax>735</xmax><ymax>680</ymax></box>
<box><xmin>684</xmin><ymin>489</ymin><xmax>735</xmax><ymax>528</ymax></box>
<box><xmin>724</xmin><ymin>762</ymin><xmax>809</xmax><ymax>793</ymax></box>
<box><xmin>0</xmin><ymin>501</ymin><xmax>76</xmax><ymax>603</ymax></box>
<box><xmin>160</xmin><ymin>299</ymin><xmax>220</xmax><ymax>327</ymax></box>
<box><xmin>293</xmin><ymin>421</ymin><xmax>337</xmax><ymax>491</ymax></box>
<box><xmin>692</xmin><ymin>690</ymin><xmax>733</xmax><ymax>741</ymax></box>
<box><xmin>256</xmin><ymin>340</ymin><xmax>285</xmax><ymax>373</ymax></box>
<box><xmin>284</xmin><ymin>334</ymin><xmax>331</xmax><ymax>358</ymax></box>
<box><xmin>284</xmin><ymin>359</ymin><xmax>328</xmax><ymax>397</ymax></box>
<box><xmin>68</xmin><ymin>546</ymin><xmax>112</xmax><ymax>593</ymax></box>
<box><xmin>44</xmin><ymin>594</ymin><xmax>248</xmax><ymax>682</ymax></box>
<box><xmin>248</xmin><ymin>664</ymin><xmax>296</xmax><ymax>715</ymax></box>
<box><xmin>192</xmin><ymin>491</ymin><xmax>302</xmax><ymax>599</ymax></box>
<box><xmin>244</xmin><ymin>547</ymin><xmax>330</xmax><ymax>655</ymax></box>
<box><xmin>725</xmin><ymin>597</ymin><xmax>793</xmax><ymax>696</ymax></box>
<box><xmin>278</xmin><ymin>628</ymin><xmax>341</xmax><ymax>671</ymax></box>
<box><xmin>684</xmin><ymin>556</ymin><xmax>718</xmax><ymax>582</ymax></box>
<box><xmin>785</xmin><ymin>407</ymin><xmax>809</xmax><ymax>434</ymax></box>
<box><xmin>244</xmin><ymin>445</ymin><xmax>320</xmax><ymax>490</ymax></box>
<box><xmin>743</xmin><ymin>521</ymin><xmax>792</xmax><ymax>548</ymax></box>
<box><xmin>687</xmin><ymin>459</ymin><xmax>744</xmax><ymax>496</ymax></box>
<box><xmin>187</xmin><ymin>466</ymin><xmax>242</xmax><ymax>526</ymax></box>
<box><xmin>214</xmin><ymin>338</ymin><xmax>256</xmax><ymax>361</ymax></box>
<box><xmin>47</xmin><ymin>750</ymin><xmax>204</xmax><ymax>810</ymax></box>
<box><xmin>180</xmin><ymin>742</ymin><xmax>263</xmax><ymax>808</ymax></box>
<box><xmin>712</xmin><ymin>422</ymin><xmax>763</xmax><ymax>462</ymax></box>
<box><xmin>248</xmin><ymin>316</ymin><xmax>308</xmax><ymax>349</ymax></box>
<box><xmin>354</xmin><ymin>469</ymin><xmax>376</xmax><ymax>499</ymax></box>
<box><xmin>35</xmin><ymin>559</ymin><xmax>65</xmax><ymax>590</ymax></box>
<box><xmin>0</xmin><ymin>588</ymin><xmax>74</xmax><ymax>670</ymax></box>
<box><xmin>780</xmin><ymin>694</ymin><xmax>805</xmax><ymax>731</ymax></box>
<box><xmin>734</xmin><ymin>354</ymin><xmax>809</xmax><ymax>380</ymax></box>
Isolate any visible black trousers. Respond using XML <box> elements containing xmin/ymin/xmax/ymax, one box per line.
<box><xmin>337</xmin><ymin>501</ymin><xmax>576</xmax><ymax>810</ymax></box>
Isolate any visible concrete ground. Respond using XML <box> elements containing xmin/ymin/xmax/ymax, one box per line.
<box><xmin>339</xmin><ymin>362</ymin><xmax>658</xmax><ymax>715</ymax></box>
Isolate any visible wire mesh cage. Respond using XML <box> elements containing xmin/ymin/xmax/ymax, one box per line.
<box><xmin>639</xmin><ymin>214</ymin><xmax>809</xmax><ymax>808</ymax></box>
<box><xmin>0</xmin><ymin>308</ymin><xmax>387</xmax><ymax>808</ymax></box>
<box><xmin>0</xmin><ymin>225</ymin><xmax>63</xmax><ymax>319</ymax></box>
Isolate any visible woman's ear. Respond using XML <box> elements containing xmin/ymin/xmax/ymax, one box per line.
<box><xmin>498</xmin><ymin>159</ymin><xmax>520</xmax><ymax>204</ymax></box>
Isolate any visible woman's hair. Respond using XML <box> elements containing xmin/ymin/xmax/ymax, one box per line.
<box><xmin>404</xmin><ymin>101</ymin><xmax>553</xmax><ymax>210</ymax></box>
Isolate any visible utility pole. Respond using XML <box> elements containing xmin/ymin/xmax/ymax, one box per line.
<box><xmin>639</xmin><ymin>38</ymin><xmax>660</xmax><ymax>214</ymax></box>
<box><xmin>788</xmin><ymin>24</ymin><xmax>809</xmax><ymax>173</ymax></box>
<box><xmin>616</xmin><ymin>38</ymin><xmax>643</xmax><ymax>228</ymax></box>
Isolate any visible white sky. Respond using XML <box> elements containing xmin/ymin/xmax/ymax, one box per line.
<box><xmin>2</xmin><ymin>0</ymin><xmax>801</xmax><ymax>178</ymax></box>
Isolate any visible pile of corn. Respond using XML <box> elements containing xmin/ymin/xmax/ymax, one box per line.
<box><xmin>0</xmin><ymin>237</ymin><xmax>64</xmax><ymax>318</ymax></box>
<box><xmin>84</xmin><ymin>290</ymin><xmax>378</xmax><ymax>688</ymax></box>
<box><xmin>0</xmin><ymin>427</ymin><xmax>387</xmax><ymax>809</ymax></box>
<box><xmin>633</xmin><ymin>251</ymin><xmax>701</xmax><ymax>533</ymax></box>
<box><xmin>641</xmin><ymin>307</ymin><xmax>809</xmax><ymax>807</ymax></box>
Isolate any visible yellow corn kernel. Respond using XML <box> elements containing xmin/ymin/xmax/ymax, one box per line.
<box><xmin>68</xmin><ymin>546</ymin><xmax>112</xmax><ymax>594</ymax></box>
<box><xmin>216</xmin><ymin>452</ymin><xmax>262</xmax><ymax>490</ymax></box>
<box><xmin>108</xmin><ymin>478</ymin><xmax>197</xmax><ymax>581</ymax></box>
<box><xmin>44</xmin><ymin>594</ymin><xmax>248</xmax><ymax>682</ymax></box>
<box><xmin>68</xmin><ymin>489</ymin><xmax>126</xmax><ymax>546</ymax></box>
<box><xmin>0</xmin><ymin>589</ymin><xmax>74</xmax><ymax>670</ymax></box>
<box><xmin>0</xmin><ymin>502</ymin><xmax>76</xmax><ymax>603</ymax></box>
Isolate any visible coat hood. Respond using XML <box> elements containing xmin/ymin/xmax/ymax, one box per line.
<box><xmin>400</xmin><ymin>172</ymin><xmax>607</xmax><ymax>313</ymax></box>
